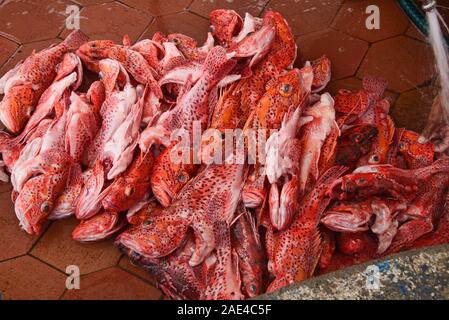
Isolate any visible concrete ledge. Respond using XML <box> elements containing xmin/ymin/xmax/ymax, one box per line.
<box><xmin>258</xmin><ymin>244</ymin><xmax>449</xmax><ymax>300</ymax></box>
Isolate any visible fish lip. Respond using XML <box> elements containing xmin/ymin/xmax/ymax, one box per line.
<box><xmin>152</xmin><ymin>181</ymin><xmax>175</xmax><ymax>207</ymax></box>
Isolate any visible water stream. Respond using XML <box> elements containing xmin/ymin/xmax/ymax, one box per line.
<box><xmin>426</xmin><ymin>7</ymin><xmax>449</xmax><ymax>124</ymax></box>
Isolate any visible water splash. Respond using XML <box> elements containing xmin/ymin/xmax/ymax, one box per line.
<box><xmin>420</xmin><ymin>4</ymin><xmax>449</xmax><ymax>154</ymax></box>
<box><xmin>426</xmin><ymin>7</ymin><xmax>449</xmax><ymax>123</ymax></box>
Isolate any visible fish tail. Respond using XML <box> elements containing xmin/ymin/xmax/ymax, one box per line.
<box><xmin>63</xmin><ymin>30</ymin><xmax>89</xmax><ymax>51</ymax></box>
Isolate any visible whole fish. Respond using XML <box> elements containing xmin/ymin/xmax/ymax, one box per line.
<box><xmin>141</xmin><ymin>46</ymin><xmax>236</xmax><ymax>207</ymax></box>
<box><xmin>0</xmin><ymin>30</ymin><xmax>88</xmax><ymax>133</ymax></box>
<box><xmin>116</xmin><ymin>163</ymin><xmax>246</xmax><ymax>267</ymax></box>
<box><xmin>266</xmin><ymin>166</ymin><xmax>347</xmax><ymax>293</ymax></box>
<box><xmin>102</xmin><ymin>150</ymin><xmax>156</xmax><ymax>212</ymax></box>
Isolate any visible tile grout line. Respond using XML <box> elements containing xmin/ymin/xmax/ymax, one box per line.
<box><xmin>26</xmin><ymin>253</ymin><xmax>69</xmax><ymax>276</ymax></box>
<box><xmin>0</xmin><ymin>253</ymin><xmax>27</xmax><ymax>264</ymax></box>
<box><xmin>135</xmin><ymin>16</ymin><xmax>155</xmax><ymax>42</ymax></box>
<box><xmin>27</xmin><ymin>221</ymin><xmax>54</xmax><ymax>254</ymax></box>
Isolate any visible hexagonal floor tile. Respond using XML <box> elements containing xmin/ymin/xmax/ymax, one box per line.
<box><xmin>60</xmin><ymin>2</ymin><xmax>152</xmax><ymax>44</ymax></box>
<box><xmin>72</xmin><ymin>0</ymin><xmax>112</xmax><ymax>6</ymax></box>
<box><xmin>326</xmin><ymin>76</ymin><xmax>398</xmax><ymax>106</ymax></box>
<box><xmin>140</xmin><ymin>11</ymin><xmax>209</xmax><ymax>44</ymax></box>
<box><xmin>190</xmin><ymin>0</ymin><xmax>268</xmax><ymax>18</ymax></box>
<box><xmin>0</xmin><ymin>38</ymin><xmax>61</xmax><ymax>77</ymax></box>
<box><xmin>0</xmin><ymin>0</ymin><xmax>69</xmax><ymax>43</ymax></box>
<box><xmin>121</xmin><ymin>0</ymin><xmax>191</xmax><ymax>16</ymax></box>
<box><xmin>119</xmin><ymin>255</ymin><xmax>156</xmax><ymax>285</ymax></box>
<box><xmin>405</xmin><ymin>23</ymin><xmax>426</xmax><ymax>42</ymax></box>
<box><xmin>0</xmin><ymin>181</ymin><xmax>12</xmax><ymax>194</ymax></box>
<box><xmin>0</xmin><ymin>36</ymin><xmax>18</xmax><ymax>67</ymax></box>
<box><xmin>264</xmin><ymin>0</ymin><xmax>342</xmax><ymax>36</ymax></box>
<box><xmin>357</xmin><ymin>36</ymin><xmax>434</xmax><ymax>92</ymax></box>
<box><xmin>0</xmin><ymin>192</ymin><xmax>40</xmax><ymax>262</ymax></box>
<box><xmin>31</xmin><ymin>217</ymin><xmax>121</xmax><ymax>275</ymax></box>
<box><xmin>390</xmin><ymin>86</ymin><xmax>436</xmax><ymax>133</ymax></box>
<box><xmin>0</xmin><ymin>255</ymin><xmax>66</xmax><ymax>299</ymax></box>
<box><xmin>61</xmin><ymin>267</ymin><xmax>162</xmax><ymax>300</ymax></box>
<box><xmin>333</xmin><ymin>0</ymin><xmax>408</xmax><ymax>43</ymax></box>
<box><xmin>296</xmin><ymin>29</ymin><xmax>369</xmax><ymax>80</ymax></box>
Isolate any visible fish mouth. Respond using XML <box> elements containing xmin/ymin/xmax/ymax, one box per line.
<box><xmin>152</xmin><ymin>181</ymin><xmax>175</xmax><ymax>207</ymax></box>
<box><xmin>242</xmin><ymin>189</ymin><xmax>264</xmax><ymax>208</ymax></box>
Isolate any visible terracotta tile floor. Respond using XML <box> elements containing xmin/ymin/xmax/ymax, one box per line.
<box><xmin>0</xmin><ymin>0</ymin><xmax>445</xmax><ymax>300</ymax></box>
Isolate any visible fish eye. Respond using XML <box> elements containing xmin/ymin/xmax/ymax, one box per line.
<box><xmin>125</xmin><ymin>186</ymin><xmax>134</xmax><ymax>196</ymax></box>
<box><xmin>172</xmin><ymin>38</ymin><xmax>180</xmax><ymax>44</ymax></box>
<box><xmin>357</xmin><ymin>178</ymin><xmax>366</xmax><ymax>184</ymax></box>
<box><xmin>370</xmin><ymin>154</ymin><xmax>380</xmax><ymax>163</ymax></box>
<box><xmin>279</xmin><ymin>83</ymin><xmax>293</xmax><ymax>97</ymax></box>
<box><xmin>91</xmin><ymin>43</ymin><xmax>97</xmax><ymax>48</ymax></box>
<box><xmin>209</xmin><ymin>25</ymin><xmax>215</xmax><ymax>33</ymax></box>
<box><xmin>353</xmin><ymin>134</ymin><xmax>361</xmax><ymax>143</ymax></box>
<box><xmin>249</xmin><ymin>284</ymin><xmax>257</xmax><ymax>293</ymax></box>
<box><xmin>178</xmin><ymin>173</ymin><xmax>186</xmax><ymax>182</ymax></box>
<box><xmin>398</xmin><ymin>142</ymin><xmax>405</xmax><ymax>150</ymax></box>
<box><xmin>40</xmin><ymin>201</ymin><xmax>52</xmax><ymax>213</ymax></box>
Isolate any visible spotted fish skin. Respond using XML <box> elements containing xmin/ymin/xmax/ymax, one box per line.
<box><xmin>267</xmin><ymin>166</ymin><xmax>347</xmax><ymax>293</ymax></box>
<box><xmin>14</xmin><ymin>150</ymin><xmax>72</xmax><ymax>234</ymax></box>
<box><xmin>116</xmin><ymin>163</ymin><xmax>246</xmax><ymax>267</ymax></box>
<box><xmin>0</xmin><ymin>30</ymin><xmax>88</xmax><ymax>134</ymax></box>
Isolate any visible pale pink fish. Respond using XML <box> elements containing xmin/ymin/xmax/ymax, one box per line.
<box><xmin>11</xmin><ymin>98</ymin><xmax>68</xmax><ymax>192</ymax></box>
<box><xmin>158</xmin><ymin>61</ymin><xmax>203</xmax><ymax>88</ymax></box>
<box><xmin>102</xmin><ymin>86</ymin><xmax>146</xmax><ymax>180</ymax></box>
<box><xmin>298</xmin><ymin>93</ymin><xmax>338</xmax><ymax>193</ymax></box>
<box><xmin>72</xmin><ymin>211</ymin><xmax>125</xmax><ymax>242</ymax></box>
<box><xmin>204</xmin><ymin>221</ymin><xmax>244</xmax><ymax>300</ymax></box>
<box><xmin>49</xmin><ymin>163</ymin><xmax>83</xmax><ymax>220</ymax></box>
<box><xmin>139</xmin><ymin>46</ymin><xmax>236</xmax><ymax>151</ymax></box>
<box><xmin>232</xmin><ymin>13</ymin><xmax>262</xmax><ymax>44</ymax></box>
<box><xmin>65</xmin><ymin>92</ymin><xmax>100</xmax><ymax>163</ymax></box>
<box><xmin>86</xmin><ymin>60</ymin><xmax>137</xmax><ymax>167</ymax></box>
<box><xmin>265</xmin><ymin>107</ymin><xmax>312</xmax><ymax>230</ymax></box>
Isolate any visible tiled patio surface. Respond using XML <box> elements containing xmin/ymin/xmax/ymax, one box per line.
<box><xmin>0</xmin><ymin>0</ymin><xmax>445</xmax><ymax>299</ymax></box>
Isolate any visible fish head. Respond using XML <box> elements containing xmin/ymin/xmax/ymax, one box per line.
<box><xmin>336</xmin><ymin>125</ymin><xmax>378</xmax><ymax>166</ymax></box>
<box><xmin>398</xmin><ymin>130</ymin><xmax>435</xmax><ymax>168</ymax></box>
<box><xmin>209</xmin><ymin>9</ymin><xmax>243</xmax><ymax>46</ymax></box>
<box><xmin>102</xmin><ymin>177</ymin><xmax>150</xmax><ymax>212</ymax></box>
<box><xmin>257</xmin><ymin>69</ymin><xmax>304</xmax><ymax>129</ymax></box>
<box><xmin>0</xmin><ymin>85</ymin><xmax>36</xmax><ymax>134</ymax></box>
<box><xmin>151</xmin><ymin>146</ymin><xmax>197</xmax><ymax>207</ymax></box>
<box><xmin>311</xmin><ymin>55</ymin><xmax>331</xmax><ymax>92</ymax></box>
<box><xmin>77</xmin><ymin>40</ymin><xmax>115</xmax><ymax>60</ymax></box>
<box><xmin>167</xmin><ymin>33</ymin><xmax>198</xmax><ymax>50</ymax></box>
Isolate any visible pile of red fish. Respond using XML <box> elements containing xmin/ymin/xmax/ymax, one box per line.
<box><xmin>0</xmin><ymin>9</ymin><xmax>448</xmax><ymax>300</ymax></box>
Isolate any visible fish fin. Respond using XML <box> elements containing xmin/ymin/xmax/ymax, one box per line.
<box><xmin>362</xmin><ymin>75</ymin><xmax>387</xmax><ymax>100</ymax></box>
